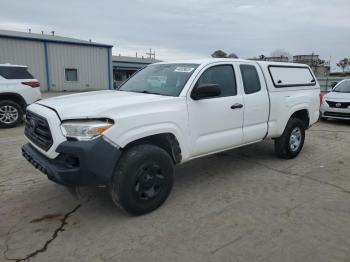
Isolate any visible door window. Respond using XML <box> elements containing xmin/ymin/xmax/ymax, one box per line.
<box><xmin>196</xmin><ymin>65</ymin><xmax>237</xmax><ymax>97</ymax></box>
<box><xmin>240</xmin><ymin>64</ymin><xmax>261</xmax><ymax>94</ymax></box>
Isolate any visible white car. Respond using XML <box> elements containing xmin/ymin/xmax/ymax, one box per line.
<box><xmin>0</xmin><ymin>64</ymin><xmax>41</xmax><ymax>128</ymax></box>
<box><xmin>320</xmin><ymin>79</ymin><xmax>350</xmax><ymax>120</ymax></box>
<box><xmin>22</xmin><ymin>59</ymin><xmax>320</xmax><ymax>215</ymax></box>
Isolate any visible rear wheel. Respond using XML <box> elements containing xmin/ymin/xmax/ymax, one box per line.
<box><xmin>109</xmin><ymin>144</ymin><xmax>174</xmax><ymax>215</ymax></box>
<box><xmin>274</xmin><ymin>118</ymin><xmax>305</xmax><ymax>159</ymax></box>
<box><xmin>0</xmin><ymin>100</ymin><xmax>23</xmax><ymax>128</ymax></box>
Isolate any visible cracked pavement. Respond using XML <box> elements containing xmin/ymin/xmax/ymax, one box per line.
<box><xmin>0</xmin><ymin>93</ymin><xmax>350</xmax><ymax>262</ymax></box>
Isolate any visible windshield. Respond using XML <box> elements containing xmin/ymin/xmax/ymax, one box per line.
<box><xmin>333</xmin><ymin>81</ymin><xmax>350</xmax><ymax>93</ymax></box>
<box><xmin>119</xmin><ymin>63</ymin><xmax>199</xmax><ymax>96</ymax></box>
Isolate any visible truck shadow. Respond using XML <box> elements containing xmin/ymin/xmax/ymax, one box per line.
<box><xmin>77</xmin><ymin>139</ymin><xmax>278</xmax><ymax>215</ymax></box>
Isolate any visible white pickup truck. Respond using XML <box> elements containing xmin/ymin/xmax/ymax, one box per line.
<box><xmin>22</xmin><ymin>58</ymin><xmax>320</xmax><ymax>215</ymax></box>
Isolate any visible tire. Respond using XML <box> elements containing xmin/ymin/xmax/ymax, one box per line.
<box><xmin>274</xmin><ymin>118</ymin><xmax>306</xmax><ymax>159</ymax></box>
<box><xmin>109</xmin><ymin>144</ymin><xmax>174</xmax><ymax>215</ymax></box>
<box><xmin>0</xmin><ymin>100</ymin><xmax>24</xmax><ymax>128</ymax></box>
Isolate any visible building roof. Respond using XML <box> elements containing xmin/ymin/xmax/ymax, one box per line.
<box><xmin>0</xmin><ymin>29</ymin><xmax>112</xmax><ymax>48</ymax></box>
<box><xmin>293</xmin><ymin>54</ymin><xmax>320</xmax><ymax>59</ymax></box>
<box><xmin>153</xmin><ymin>58</ymin><xmax>311</xmax><ymax>68</ymax></box>
<box><xmin>112</xmin><ymin>55</ymin><xmax>161</xmax><ymax>64</ymax></box>
<box><xmin>112</xmin><ymin>56</ymin><xmax>161</xmax><ymax>70</ymax></box>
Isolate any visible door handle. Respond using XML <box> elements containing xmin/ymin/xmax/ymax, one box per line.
<box><xmin>231</xmin><ymin>103</ymin><xmax>243</xmax><ymax>109</ymax></box>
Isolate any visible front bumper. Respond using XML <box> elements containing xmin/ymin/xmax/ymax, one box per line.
<box><xmin>320</xmin><ymin>105</ymin><xmax>350</xmax><ymax>120</ymax></box>
<box><xmin>22</xmin><ymin>137</ymin><xmax>122</xmax><ymax>186</ymax></box>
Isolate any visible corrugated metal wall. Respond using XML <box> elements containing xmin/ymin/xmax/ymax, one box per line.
<box><xmin>47</xmin><ymin>43</ymin><xmax>109</xmax><ymax>91</ymax></box>
<box><xmin>0</xmin><ymin>37</ymin><xmax>110</xmax><ymax>92</ymax></box>
<box><xmin>0</xmin><ymin>38</ymin><xmax>47</xmax><ymax>90</ymax></box>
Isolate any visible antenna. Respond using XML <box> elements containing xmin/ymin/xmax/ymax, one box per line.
<box><xmin>51</xmin><ymin>31</ymin><xmax>55</xmax><ymax>36</ymax></box>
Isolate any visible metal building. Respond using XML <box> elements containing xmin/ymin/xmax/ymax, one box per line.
<box><xmin>249</xmin><ymin>55</ymin><xmax>289</xmax><ymax>62</ymax></box>
<box><xmin>0</xmin><ymin>29</ymin><xmax>113</xmax><ymax>91</ymax></box>
<box><xmin>112</xmin><ymin>56</ymin><xmax>160</xmax><ymax>87</ymax></box>
<box><xmin>293</xmin><ymin>54</ymin><xmax>330</xmax><ymax>77</ymax></box>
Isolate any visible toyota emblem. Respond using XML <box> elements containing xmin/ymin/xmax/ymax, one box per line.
<box><xmin>335</xmin><ymin>103</ymin><xmax>341</xmax><ymax>108</ymax></box>
<box><xmin>29</xmin><ymin>119</ymin><xmax>36</xmax><ymax>131</ymax></box>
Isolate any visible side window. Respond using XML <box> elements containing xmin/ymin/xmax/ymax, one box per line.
<box><xmin>268</xmin><ymin>66</ymin><xmax>315</xmax><ymax>87</ymax></box>
<box><xmin>196</xmin><ymin>65</ymin><xmax>236</xmax><ymax>97</ymax></box>
<box><xmin>240</xmin><ymin>64</ymin><xmax>261</xmax><ymax>94</ymax></box>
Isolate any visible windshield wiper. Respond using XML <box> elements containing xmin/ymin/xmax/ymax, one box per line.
<box><xmin>140</xmin><ymin>90</ymin><xmax>162</xmax><ymax>95</ymax></box>
<box><xmin>119</xmin><ymin>90</ymin><xmax>164</xmax><ymax>95</ymax></box>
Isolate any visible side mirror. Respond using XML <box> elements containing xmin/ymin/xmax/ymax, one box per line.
<box><xmin>191</xmin><ymin>83</ymin><xmax>221</xmax><ymax>100</ymax></box>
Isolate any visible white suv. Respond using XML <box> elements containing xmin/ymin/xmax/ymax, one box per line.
<box><xmin>0</xmin><ymin>64</ymin><xmax>41</xmax><ymax>128</ymax></box>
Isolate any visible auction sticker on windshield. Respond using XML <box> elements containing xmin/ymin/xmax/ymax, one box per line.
<box><xmin>174</xmin><ymin>67</ymin><xmax>195</xmax><ymax>73</ymax></box>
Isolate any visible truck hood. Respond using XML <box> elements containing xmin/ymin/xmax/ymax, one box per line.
<box><xmin>324</xmin><ymin>91</ymin><xmax>350</xmax><ymax>101</ymax></box>
<box><xmin>36</xmin><ymin>90</ymin><xmax>178</xmax><ymax>120</ymax></box>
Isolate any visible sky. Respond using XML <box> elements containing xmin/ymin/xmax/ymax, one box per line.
<box><xmin>0</xmin><ymin>0</ymin><xmax>349</xmax><ymax>71</ymax></box>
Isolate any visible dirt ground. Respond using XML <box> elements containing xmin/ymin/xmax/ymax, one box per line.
<box><xmin>0</xmin><ymin>93</ymin><xmax>349</xmax><ymax>261</ymax></box>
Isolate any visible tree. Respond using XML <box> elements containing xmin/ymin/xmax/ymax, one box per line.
<box><xmin>227</xmin><ymin>53</ymin><xmax>238</xmax><ymax>58</ymax></box>
<box><xmin>211</xmin><ymin>50</ymin><xmax>228</xmax><ymax>58</ymax></box>
<box><xmin>336</xmin><ymin>58</ymin><xmax>349</xmax><ymax>72</ymax></box>
<box><xmin>270</xmin><ymin>49</ymin><xmax>291</xmax><ymax>60</ymax></box>
<box><xmin>259</xmin><ymin>54</ymin><xmax>266</xmax><ymax>60</ymax></box>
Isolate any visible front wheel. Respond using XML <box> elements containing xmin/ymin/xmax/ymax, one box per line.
<box><xmin>0</xmin><ymin>100</ymin><xmax>24</xmax><ymax>128</ymax></box>
<box><xmin>109</xmin><ymin>144</ymin><xmax>174</xmax><ymax>215</ymax></box>
<box><xmin>274</xmin><ymin>118</ymin><xmax>306</xmax><ymax>159</ymax></box>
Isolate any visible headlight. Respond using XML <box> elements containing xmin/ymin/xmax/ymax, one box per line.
<box><xmin>61</xmin><ymin>119</ymin><xmax>113</xmax><ymax>141</ymax></box>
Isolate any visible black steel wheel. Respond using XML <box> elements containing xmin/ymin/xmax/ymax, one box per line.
<box><xmin>110</xmin><ymin>144</ymin><xmax>174</xmax><ymax>215</ymax></box>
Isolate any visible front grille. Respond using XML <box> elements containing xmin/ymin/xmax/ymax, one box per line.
<box><xmin>324</xmin><ymin>112</ymin><xmax>350</xmax><ymax>119</ymax></box>
<box><xmin>25</xmin><ymin>111</ymin><xmax>53</xmax><ymax>151</ymax></box>
<box><xmin>326</xmin><ymin>100</ymin><xmax>350</xmax><ymax>109</ymax></box>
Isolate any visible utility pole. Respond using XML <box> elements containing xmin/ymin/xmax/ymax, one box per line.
<box><xmin>146</xmin><ymin>48</ymin><xmax>156</xmax><ymax>59</ymax></box>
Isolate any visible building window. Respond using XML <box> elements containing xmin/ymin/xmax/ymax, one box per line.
<box><xmin>115</xmin><ymin>71</ymin><xmax>123</xmax><ymax>81</ymax></box>
<box><xmin>65</xmin><ymin>68</ymin><xmax>78</xmax><ymax>82</ymax></box>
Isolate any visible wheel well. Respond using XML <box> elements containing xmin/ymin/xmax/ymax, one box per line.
<box><xmin>0</xmin><ymin>93</ymin><xmax>27</xmax><ymax>111</ymax></box>
<box><xmin>291</xmin><ymin>109</ymin><xmax>309</xmax><ymax>129</ymax></box>
<box><xmin>124</xmin><ymin>133</ymin><xmax>182</xmax><ymax>164</ymax></box>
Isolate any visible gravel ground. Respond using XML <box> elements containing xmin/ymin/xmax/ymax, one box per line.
<box><xmin>0</xmin><ymin>92</ymin><xmax>350</xmax><ymax>262</ymax></box>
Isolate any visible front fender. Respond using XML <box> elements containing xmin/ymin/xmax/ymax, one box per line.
<box><xmin>104</xmin><ymin>122</ymin><xmax>190</xmax><ymax>161</ymax></box>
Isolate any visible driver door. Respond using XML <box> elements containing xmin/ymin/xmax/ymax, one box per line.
<box><xmin>187</xmin><ymin>63</ymin><xmax>244</xmax><ymax>157</ymax></box>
